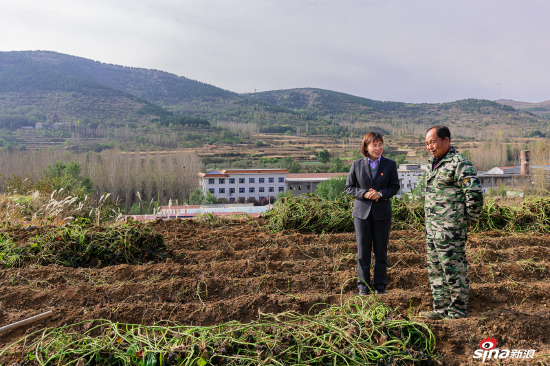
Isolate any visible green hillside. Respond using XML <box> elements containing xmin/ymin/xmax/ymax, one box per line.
<box><xmin>248</xmin><ymin>88</ymin><xmax>546</xmax><ymax>131</ymax></box>
<box><xmin>1</xmin><ymin>50</ymin><xmax>548</xmax><ymax>141</ymax></box>
<box><xmin>11</xmin><ymin>51</ymin><xmax>328</xmax><ymax>134</ymax></box>
<box><xmin>19</xmin><ymin>50</ymin><xmax>237</xmax><ymax>106</ymax></box>
<box><xmin>0</xmin><ymin>52</ymin><xmax>172</xmax><ymax>129</ymax></box>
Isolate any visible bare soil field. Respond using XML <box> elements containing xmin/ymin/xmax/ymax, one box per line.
<box><xmin>0</xmin><ymin>219</ymin><xmax>549</xmax><ymax>365</ymax></box>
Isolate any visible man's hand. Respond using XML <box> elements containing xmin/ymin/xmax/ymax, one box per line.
<box><xmin>363</xmin><ymin>188</ymin><xmax>381</xmax><ymax>201</ymax></box>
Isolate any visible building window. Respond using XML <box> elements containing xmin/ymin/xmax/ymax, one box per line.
<box><xmin>219</xmin><ymin>179</ymin><xmax>225</xmax><ymax>184</ymax></box>
<box><xmin>269</xmin><ymin>187</ymin><xmax>274</xmax><ymax>192</ymax></box>
<box><xmin>229</xmin><ymin>198</ymin><xmax>235</xmax><ymax>202</ymax></box>
<box><xmin>229</xmin><ymin>178</ymin><xmax>235</xmax><ymax>184</ymax></box>
<box><xmin>279</xmin><ymin>187</ymin><xmax>284</xmax><ymax>192</ymax></box>
<box><xmin>229</xmin><ymin>188</ymin><xmax>235</xmax><ymax>194</ymax></box>
<box><xmin>239</xmin><ymin>178</ymin><xmax>245</xmax><ymax>184</ymax></box>
<box><xmin>209</xmin><ymin>189</ymin><xmax>215</xmax><ymax>194</ymax></box>
<box><xmin>208</xmin><ymin>179</ymin><xmax>215</xmax><ymax>184</ymax></box>
<box><xmin>219</xmin><ymin>188</ymin><xmax>225</xmax><ymax>194</ymax></box>
<box><xmin>298</xmin><ymin>185</ymin><xmax>302</xmax><ymax>190</ymax></box>
<box><xmin>481</xmin><ymin>179</ymin><xmax>484</xmax><ymax>183</ymax></box>
<box><xmin>289</xmin><ymin>185</ymin><xmax>294</xmax><ymax>190</ymax></box>
<box><xmin>307</xmin><ymin>185</ymin><xmax>311</xmax><ymax>190</ymax></box>
<box><xmin>249</xmin><ymin>187</ymin><xmax>255</xmax><ymax>193</ymax></box>
<box><xmin>269</xmin><ymin>177</ymin><xmax>274</xmax><ymax>183</ymax></box>
<box><xmin>259</xmin><ymin>196</ymin><xmax>265</xmax><ymax>200</ymax></box>
<box><xmin>259</xmin><ymin>178</ymin><xmax>265</xmax><ymax>183</ymax></box>
<box><xmin>259</xmin><ymin>187</ymin><xmax>265</xmax><ymax>192</ymax></box>
<box><xmin>239</xmin><ymin>188</ymin><xmax>245</xmax><ymax>193</ymax></box>
<box><xmin>279</xmin><ymin>177</ymin><xmax>285</xmax><ymax>183</ymax></box>
<box><xmin>249</xmin><ymin>178</ymin><xmax>255</xmax><ymax>183</ymax></box>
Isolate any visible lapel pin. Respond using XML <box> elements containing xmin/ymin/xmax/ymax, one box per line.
<box><xmin>381</xmin><ymin>173</ymin><xmax>384</xmax><ymax>176</ymax></box>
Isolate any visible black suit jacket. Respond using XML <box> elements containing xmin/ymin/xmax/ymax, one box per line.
<box><xmin>344</xmin><ymin>156</ymin><xmax>400</xmax><ymax>220</ymax></box>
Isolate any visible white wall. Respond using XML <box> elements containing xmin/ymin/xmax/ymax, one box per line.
<box><xmin>200</xmin><ymin>173</ymin><xmax>287</xmax><ymax>201</ymax></box>
<box><xmin>398</xmin><ymin>169</ymin><xmax>427</xmax><ymax>193</ymax></box>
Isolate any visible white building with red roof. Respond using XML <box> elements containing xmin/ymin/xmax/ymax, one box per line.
<box><xmin>198</xmin><ymin>169</ymin><xmax>289</xmax><ymax>202</ymax></box>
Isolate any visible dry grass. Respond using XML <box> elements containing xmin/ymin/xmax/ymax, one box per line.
<box><xmin>0</xmin><ymin>191</ymin><xmax>119</xmax><ymax>227</ymax></box>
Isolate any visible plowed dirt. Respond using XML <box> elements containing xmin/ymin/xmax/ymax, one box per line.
<box><xmin>1</xmin><ymin>219</ymin><xmax>549</xmax><ymax>365</ymax></box>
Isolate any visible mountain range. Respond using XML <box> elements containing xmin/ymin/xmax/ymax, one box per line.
<box><xmin>0</xmin><ymin>50</ymin><xmax>546</xmax><ymax>135</ymax></box>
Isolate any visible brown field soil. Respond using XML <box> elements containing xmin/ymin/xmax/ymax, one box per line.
<box><xmin>1</xmin><ymin>218</ymin><xmax>549</xmax><ymax>365</ymax></box>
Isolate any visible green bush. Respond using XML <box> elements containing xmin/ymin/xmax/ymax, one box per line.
<box><xmin>316</xmin><ymin>175</ymin><xmax>347</xmax><ymax>200</ymax></box>
<box><xmin>328</xmin><ymin>157</ymin><xmax>349</xmax><ymax>173</ymax></box>
<box><xmin>276</xmin><ymin>190</ymin><xmax>294</xmax><ymax>201</ymax></box>
<box><xmin>318</xmin><ymin>149</ymin><xmax>330</xmax><ymax>163</ymax></box>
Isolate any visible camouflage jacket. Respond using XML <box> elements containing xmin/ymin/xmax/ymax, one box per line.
<box><xmin>424</xmin><ymin>146</ymin><xmax>483</xmax><ymax>238</ymax></box>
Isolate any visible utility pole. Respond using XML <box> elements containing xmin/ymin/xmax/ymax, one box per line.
<box><xmin>491</xmin><ymin>80</ymin><xmax>501</xmax><ymax>100</ymax></box>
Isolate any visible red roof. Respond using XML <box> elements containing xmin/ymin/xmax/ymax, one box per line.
<box><xmin>221</xmin><ymin>169</ymin><xmax>289</xmax><ymax>174</ymax></box>
<box><xmin>198</xmin><ymin>172</ymin><xmax>230</xmax><ymax>177</ymax></box>
<box><xmin>287</xmin><ymin>173</ymin><xmax>348</xmax><ymax>178</ymax></box>
<box><xmin>161</xmin><ymin>205</ymin><xmax>200</xmax><ymax>210</ymax></box>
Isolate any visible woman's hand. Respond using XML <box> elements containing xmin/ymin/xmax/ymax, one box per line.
<box><xmin>363</xmin><ymin>188</ymin><xmax>381</xmax><ymax>201</ymax></box>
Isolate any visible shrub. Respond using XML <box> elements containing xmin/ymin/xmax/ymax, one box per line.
<box><xmin>316</xmin><ymin>176</ymin><xmax>347</xmax><ymax>200</ymax></box>
<box><xmin>318</xmin><ymin>149</ymin><xmax>330</xmax><ymax>163</ymax></box>
<box><xmin>189</xmin><ymin>188</ymin><xmax>205</xmax><ymax>205</ymax></box>
<box><xmin>276</xmin><ymin>190</ymin><xmax>294</xmax><ymax>201</ymax></box>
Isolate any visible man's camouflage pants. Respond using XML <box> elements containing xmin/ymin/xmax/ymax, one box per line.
<box><xmin>426</xmin><ymin>236</ymin><xmax>469</xmax><ymax>317</ymax></box>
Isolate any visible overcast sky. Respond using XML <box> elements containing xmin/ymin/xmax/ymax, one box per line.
<box><xmin>1</xmin><ymin>0</ymin><xmax>549</xmax><ymax>103</ymax></box>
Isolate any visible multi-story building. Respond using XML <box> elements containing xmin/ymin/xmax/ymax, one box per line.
<box><xmin>198</xmin><ymin>169</ymin><xmax>289</xmax><ymax>202</ymax></box>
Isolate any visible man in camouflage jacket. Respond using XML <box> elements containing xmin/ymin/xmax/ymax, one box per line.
<box><xmin>422</xmin><ymin>126</ymin><xmax>483</xmax><ymax>320</ymax></box>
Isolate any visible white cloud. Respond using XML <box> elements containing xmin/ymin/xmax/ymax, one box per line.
<box><xmin>1</xmin><ymin>0</ymin><xmax>549</xmax><ymax>102</ymax></box>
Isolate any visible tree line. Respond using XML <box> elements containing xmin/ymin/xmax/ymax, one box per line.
<box><xmin>0</xmin><ymin>148</ymin><xmax>201</xmax><ymax>213</ymax></box>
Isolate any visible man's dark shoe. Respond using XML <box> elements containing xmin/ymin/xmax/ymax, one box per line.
<box><xmin>419</xmin><ymin>311</ymin><xmax>446</xmax><ymax>320</ymax></box>
<box><xmin>444</xmin><ymin>312</ymin><xmax>467</xmax><ymax>320</ymax></box>
<box><xmin>375</xmin><ymin>289</ymin><xmax>387</xmax><ymax>295</ymax></box>
<box><xmin>358</xmin><ymin>288</ymin><xmax>372</xmax><ymax>296</ymax></box>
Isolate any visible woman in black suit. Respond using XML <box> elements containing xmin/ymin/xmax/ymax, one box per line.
<box><xmin>345</xmin><ymin>132</ymin><xmax>400</xmax><ymax>295</ymax></box>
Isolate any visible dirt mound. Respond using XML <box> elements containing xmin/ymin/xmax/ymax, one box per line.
<box><xmin>0</xmin><ymin>219</ymin><xmax>549</xmax><ymax>364</ymax></box>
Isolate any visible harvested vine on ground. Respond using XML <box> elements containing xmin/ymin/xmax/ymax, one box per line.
<box><xmin>0</xmin><ymin>219</ymin><xmax>165</xmax><ymax>268</ymax></box>
<box><xmin>2</xmin><ymin>293</ymin><xmax>435</xmax><ymax>365</ymax></box>
<box><xmin>266</xmin><ymin>195</ymin><xmax>550</xmax><ymax>233</ymax></box>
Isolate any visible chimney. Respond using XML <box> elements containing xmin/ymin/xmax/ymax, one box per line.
<box><xmin>520</xmin><ymin>150</ymin><xmax>530</xmax><ymax>175</ymax></box>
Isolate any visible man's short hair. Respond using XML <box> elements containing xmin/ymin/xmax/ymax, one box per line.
<box><xmin>427</xmin><ymin>125</ymin><xmax>451</xmax><ymax>142</ymax></box>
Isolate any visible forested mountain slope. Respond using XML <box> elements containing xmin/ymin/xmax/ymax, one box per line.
<box><xmin>1</xmin><ymin>51</ymin><xmax>547</xmax><ymax>136</ymax></box>
<box><xmin>250</xmin><ymin>88</ymin><xmax>544</xmax><ymax>130</ymax></box>
<box><xmin>19</xmin><ymin>50</ymin><xmax>237</xmax><ymax>106</ymax></box>
<box><xmin>0</xmin><ymin>52</ymin><xmax>169</xmax><ymax>129</ymax></box>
